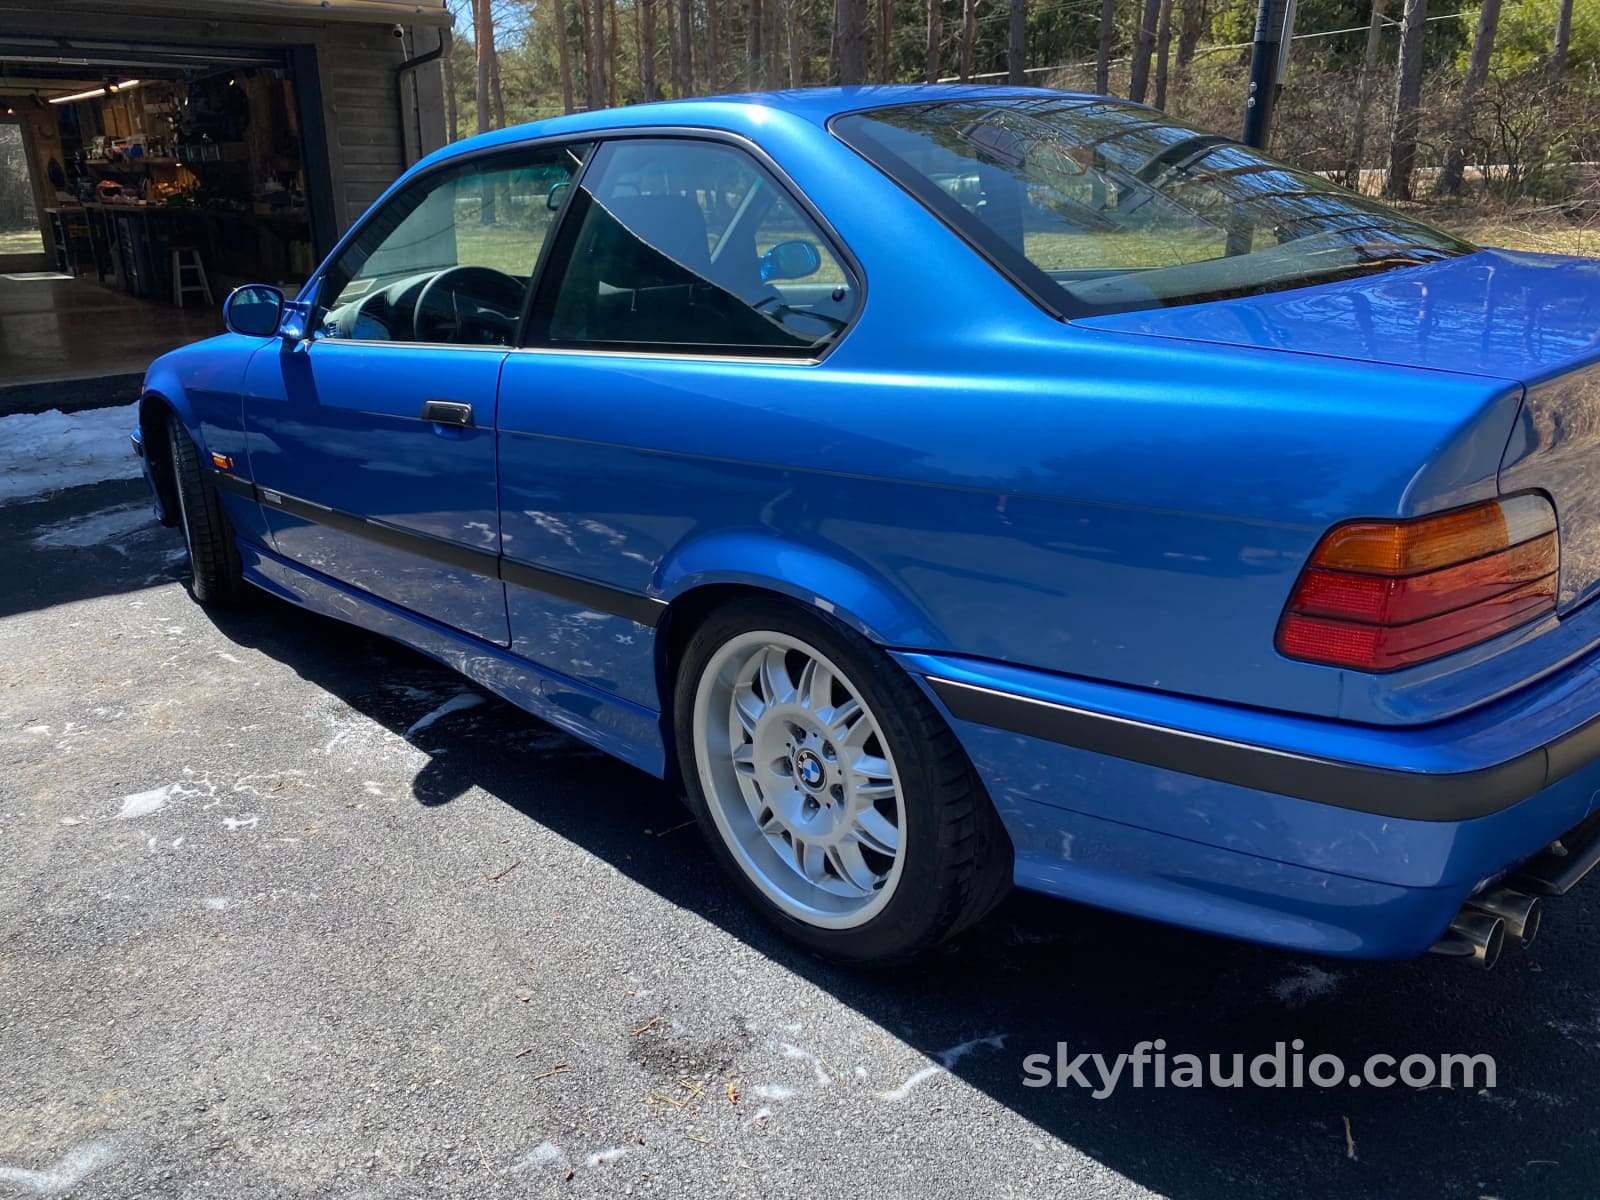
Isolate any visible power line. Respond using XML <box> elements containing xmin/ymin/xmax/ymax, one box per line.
<box><xmin>940</xmin><ymin>8</ymin><xmax>1472</xmax><ymax>83</ymax></box>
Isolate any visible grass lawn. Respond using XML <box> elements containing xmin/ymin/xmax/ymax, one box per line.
<box><xmin>0</xmin><ymin>227</ymin><xmax>44</xmax><ymax>256</ymax></box>
<box><xmin>1418</xmin><ymin>204</ymin><xmax>1600</xmax><ymax>258</ymax></box>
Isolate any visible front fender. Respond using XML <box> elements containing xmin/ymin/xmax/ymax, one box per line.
<box><xmin>656</xmin><ymin>530</ymin><xmax>939</xmax><ymax>648</ymax></box>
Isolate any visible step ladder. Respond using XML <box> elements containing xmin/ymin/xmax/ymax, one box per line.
<box><xmin>170</xmin><ymin>246</ymin><xmax>214</xmax><ymax>308</ymax></box>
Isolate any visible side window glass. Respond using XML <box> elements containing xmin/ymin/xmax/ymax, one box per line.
<box><xmin>527</xmin><ymin>139</ymin><xmax>859</xmax><ymax>357</ymax></box>
<box><xmin>317</xmin><ymin>142</ymin><xmax>590</xmax><ymax>346</ymax></box>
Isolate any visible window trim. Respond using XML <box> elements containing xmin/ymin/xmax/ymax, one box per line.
<box><xmin>515</xmin><ymin>129</ymin><xmax>867</xmax><ymax>366</ymax></box>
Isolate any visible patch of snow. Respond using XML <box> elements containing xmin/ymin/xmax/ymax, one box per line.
<box><xmin>118</xmin><ymin>785</ymin><xmax>173</xmax><ymax>820</ymax></box>
<box><xmin>31</xmin><ymin>502</ymin><xmax>152</xmax><ymax>552</ymax></box>
<box><xmin>1269</xmin><ymin>964</ymin><xmax>1343</xmax><ymax>1008</ymax></box>
<box><xmin>510</xmin><ymin>1143</ymin><xmax>567</xmax><ymax>1173</ymax></box>
<box><xmin>0</xmin><ymin>404</ymin><xmax>141</xmax><ymax>504</ymax></box>
<box><xmin>940</xmin><ymin>1034</ymin><xmax>1006</xmax><ymax>1069</ymax></box>
<box><xmin>0</xmin><ymin>1141</ymin><xmax>119</xmax><ymax>1194</ymax></box>
<box><xmin>584</xmin><ymin>1148</ymin><xmax>628</xmax><ymax>1169</ymax></box>
<box><xmin>403</xmin><ymin>692</ymin><xmax>483</xmax><ymax>740</ymax></box>
<box><xmin>780</xmin><ymin>1043</ymin><xmax>835</xmax><ymax>1088</ymax></box>
<box><xmin>876</xmin><ymin>1065</ymin><xmax>943</xmax><ymax>1102</ymax></box>
<box><xmin>875</xmin><ymin>1035</ymin><xmax>1006</xmax><ymax>1103</ymax></box>
<box><xmin>222</xmin><ymin>814</ymin><xmax>259</xmax><ymax>831</ymax></box>
<box><xmin>750</xmin><ymin>1083</ymin><xmax>797</xmax><ymax>1102</ymax></box>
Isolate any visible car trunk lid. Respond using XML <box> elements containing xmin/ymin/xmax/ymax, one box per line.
<box><xmin>1079</xmin><ymin>248</ymin><xmax>1600</xmax><ymax>613</ymax></box>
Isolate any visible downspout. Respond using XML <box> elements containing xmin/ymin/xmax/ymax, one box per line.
<box><xmin>396</xmin><ymin>28</ymin><xmax>448</xmax><ymax>166</ymax></box>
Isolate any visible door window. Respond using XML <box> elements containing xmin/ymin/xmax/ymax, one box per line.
<box><xmin>526</xmin><ymin>138</ymin><xmax>859</xmax><ymax>358</ymax></box>
<box><xmin>317</xmin><ymin>141</ymin><xmax>591</xmax><ymax>346</ymax></box>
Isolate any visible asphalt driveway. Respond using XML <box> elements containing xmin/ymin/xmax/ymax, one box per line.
<box><xmin>4</xmin><ymin>472</ymin><xmax>1599</xmax><ymax>1199</ymax></box>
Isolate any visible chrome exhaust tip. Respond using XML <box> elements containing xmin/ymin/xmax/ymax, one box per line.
<box><xmin>1429</xmin><ymin>911</ymin><xmax>1505</xmax><ymax>970</ymax></box>
<box><xmin>1465</xmin><ymin>887</ymin><xmax>1542</xmax><ymax>947</ymax></box>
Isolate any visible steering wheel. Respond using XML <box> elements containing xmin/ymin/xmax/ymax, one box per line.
<box><xmin>413</xmin><ymin>265</ymin><xmax>525</xmax><ymax>345</ymax></box>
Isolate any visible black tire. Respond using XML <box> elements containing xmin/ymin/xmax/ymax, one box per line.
<box><xmin>674</xmin><ymin>595</ymin><xmax>1012</xmax><ymax>964</ymax></box>
<box><xmin>165</xmin><ymin>415</ymin><xmax>246</xmax><ymax>606</ymax></box>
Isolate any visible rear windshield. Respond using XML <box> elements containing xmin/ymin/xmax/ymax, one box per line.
<box><xmin>831</xmin><ymin>97</ymin><xmax>1473</xmax><ymax>318</ymax></box>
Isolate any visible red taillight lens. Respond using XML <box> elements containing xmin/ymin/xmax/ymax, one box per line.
<box><xmin>1277</xmin><ymin>495</ymin><xmax>1559</xmax><ymax>672</ymax></box>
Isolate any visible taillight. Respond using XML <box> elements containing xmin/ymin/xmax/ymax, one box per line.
<box><xmin>1278</xmin><ymin>495</ymin><xmax>1559</xmax><ymax>672</ymax></box>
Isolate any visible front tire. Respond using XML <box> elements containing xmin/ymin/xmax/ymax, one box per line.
<box><xmin>165</xmin><ymin>416</ymin><xmax>246</xmax><ymax>606</ymax></box>
<box><xmin>675</xmin><ymin>597</ymin><xmax>1011</xmax><ymax>963</ymax></box>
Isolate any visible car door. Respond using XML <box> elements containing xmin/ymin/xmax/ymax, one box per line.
<box><xmin>494</xmin><ymin>136</ymin><xmax>861</xmax><ymax>705</ymax></box>
<box><xmin>242</xmin><ymin>141</ymin><xmax>590</xmax><ymax>646</ymax></box>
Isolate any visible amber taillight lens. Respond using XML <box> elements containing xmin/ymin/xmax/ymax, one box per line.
<box><xmin>1277</xmin><ymin>495</ymin><xmax>1559</xmax><ymax>672</ymax></box>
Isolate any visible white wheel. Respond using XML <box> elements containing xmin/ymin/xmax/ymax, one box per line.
<box><xmin>692</xmin><ymin>630</ymin><xmax>906</xmax><ymax>929</ymax></box>
<box><xmin>674</xmin><ymin>596</ymin><xmax>1013</xmax><ymax>963</ymax></box>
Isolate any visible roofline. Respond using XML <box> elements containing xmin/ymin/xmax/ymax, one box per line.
<box><xmin>423</xmin><ymin>84</ymin><xmax>1105</xmax><ymax>167</ymax></box>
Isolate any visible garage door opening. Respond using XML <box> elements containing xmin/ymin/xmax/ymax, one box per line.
<box><xmin>0</xmin><ymin>44</ymin><xmax>323</xmax><ymax>395</ymax></box>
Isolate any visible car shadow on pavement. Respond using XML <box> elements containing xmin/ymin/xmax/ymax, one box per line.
<box><xmin>206</xmin><ymin>594</ymin><xmax>1598</xmax><ymax>1200</ymax></box>
<box><xmin>3</xmin><ymin>479</ymin><xmax>188</xmax><ymax>619</ymax></box>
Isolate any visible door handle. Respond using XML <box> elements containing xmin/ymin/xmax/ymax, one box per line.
<box><xmin>421</xmin><ymin>399</ymin><xmax>474</xmax><ymax>428</ymax></box>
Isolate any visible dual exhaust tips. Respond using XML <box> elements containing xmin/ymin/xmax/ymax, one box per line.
<box><xmin>1429</xmin><ymin>887</ymin><xmax>1542</xmax><ymax>970</ymax></box>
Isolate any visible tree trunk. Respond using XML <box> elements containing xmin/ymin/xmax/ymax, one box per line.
<box><xmin>1095</xmin><ymin>0</ymin><xmax>1113</xmax><ymax>94</ymax></box>
<box><xmin>765</xmin><ymin>0</ymin><xmax>781</xmax><ymax>86</ymax></box>
<box><xmin>1438</xmin><ymin>0</ymin><xmax>1499</xmax><ymax>194</ymax></box>
<box><xmin>1384</xmin><ymin>0</ymin><xmax>1428</xmax><ymax>200</ymax></box>
<box><xmin>837</xmin><ymin>0</ymin><xmax>868</xmax><ymax>83</ymax></box>
<box><xmin>748</xmin><ymin>0</ymin><xmax>764</xmax><ymax>87</ymax></box>
<box><xmin>555</xmin><ymin>0</ymin><xmax>576</xmax><ymax>112</ymax></box>
<box><xmin>1007</xmin><ymin>0</ymin><xmax>1026</xmax><ymax>84</ymax></box>
<box><xmin>1174</xmin><ymin>0</ymin><xmax>1203</xmax><ymax>96</ymax></box>
<box><xmin>640</xmin><ymin>0</ymin><xmax>658</xmax><ymax>99</ymax></box>
<box><xmin>608</xmin><ymin>0</ymin><xmax>620</xmax><ymax>107</ymax></box>
<box><xmin>473</xmin><ymin>0</ymin><xmax>491</xmax><ymax>132</ymax></box>
<box><xmin>708</xmin><ymin>0</ymin><xmax>721</xmax><ymax>90</ymax></box>
<box><xmin>666</xmin><ymin>0</ymin><xmax>678</xmax><ymax>93</ymax></box>
<box><xmin>1152</xmin><ymin>0</ymin><xmax>1173</xmax><ymax>108</ymax></box>
<box><xmin>443</xmin><ymin>37</ymin><xmax>458</xmax><ymax>138</ymax></box>
<box><xmin>487</xmin><ymin>13</ymin><xmax>507</xmax><ymax>126</ymax></box>
<box><xmin>1346</xmin><ymin>0</ymin><xmax>1386</xmax><ymax>191</ymax></box>
<box><xmin>926</xmin><ymin>0</ymin><xmax>940</xmax><ymax>81</ymax></box>
<box><xmin>677</xmin><ymin>0</ymin><xmax>693</xmax><ymax>95</ymax></box>
<box><xmin>1127</xmin><ymin>0</ymin><xmax>1159</xmax><ymax>104</ymax></box>
<box><xmin>787</xmin><ymin>0</ymin><xmax>805</xmax><ymax>85</ymax></box>
<box><xmin>1551</xmin><ymin>0</ymin><xmax>1574</xmax><ymax>92</ymax></box>
<box><xmin>960</xmin><ymin>0</ymin><xmax>975</xmax><ymax>82</ymax></box>
<box><xmin>879</xmin><ymin>0</ymin><xmax>893</xmax><ymax>83</ymax></box>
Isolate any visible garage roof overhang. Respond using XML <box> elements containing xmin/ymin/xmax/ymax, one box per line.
<box><xmin>17</xmin><ymin>0</ymin><xmax>454</xmax><ymax>29</ymax></box>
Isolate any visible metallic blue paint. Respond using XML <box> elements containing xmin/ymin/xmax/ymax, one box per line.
<box><xmin>134</xmin><ymin>86</ymin><xmax>1600</xmax><ymax>960</ymax></box>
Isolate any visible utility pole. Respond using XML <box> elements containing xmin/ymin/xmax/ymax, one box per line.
<box><xmin>1240</xmin><ymin>0</ymin><xmax>1296</xmax><ymax>149</ymax></box>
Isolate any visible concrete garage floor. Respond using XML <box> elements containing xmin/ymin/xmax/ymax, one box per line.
<box><xmin>0</xmin><ymin>273</ymin><xmax>219</xmax><ymax>399</ymax></box>
<box><xmin>4</xmin><ymin>478</ymin><xmax>1600</xmax><ymax>1199</ymax></box>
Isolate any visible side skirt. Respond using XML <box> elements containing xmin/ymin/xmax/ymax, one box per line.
<box><xmin>239</xmin><ymin>541</ymin><xmax>667</xmax><ymax>778</ymax></box>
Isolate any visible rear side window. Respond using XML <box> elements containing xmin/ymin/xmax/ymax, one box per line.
<box><xmin>525</xmin><ymin>138</ymin><xmax>858</xmax><ymax>358</ymax></box>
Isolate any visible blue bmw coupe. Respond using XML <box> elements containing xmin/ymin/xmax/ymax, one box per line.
<box><xmin>135</xmin><ymin>85</ymin><xmax>1600</xmax><ymax>968</ymax></box>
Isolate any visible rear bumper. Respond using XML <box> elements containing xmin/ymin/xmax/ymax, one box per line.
<box><xmin>898</xmin><ymin>650</ymin><xmax>1600</xmax><ymax>959</ymax></box>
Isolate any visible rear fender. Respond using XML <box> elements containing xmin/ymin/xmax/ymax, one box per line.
<box><xmin>656</xmin><ymin>530</ymin><xmax>938</xmax><ymax>648</ymax></box>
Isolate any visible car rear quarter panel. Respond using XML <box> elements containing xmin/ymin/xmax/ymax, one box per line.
<box><xmin>494</xmin><ymin>109</ymin><xmax>1526</xmax><ymax>727</ymax></box>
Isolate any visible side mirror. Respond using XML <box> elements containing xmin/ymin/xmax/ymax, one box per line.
<box><xmin>760</xmin><ymin>239</ymin><xmax>822</xmax><ymax>283</ymax></box>
<box><xmin>547</xmin><ymin>181</ymin><xmax>571</xmax><ymax>211</ymax></box>
<box><xmin>222</xmin><ymin>284</ymin><xmax>287</xmax><ymax>338</ymax></box>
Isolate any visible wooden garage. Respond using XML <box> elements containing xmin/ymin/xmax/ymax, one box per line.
<box><xmin>0</xmin><ymin>0</ymin><xmax>450</xmax><ymax>392</ymax></box>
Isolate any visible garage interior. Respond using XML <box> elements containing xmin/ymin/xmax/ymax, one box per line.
<box><xmin>0</xmin><ymin>4</ymin><xmax>449</xmax><ymax>400</ymax></box>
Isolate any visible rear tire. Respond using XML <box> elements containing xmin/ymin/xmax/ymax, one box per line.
<box><xmin>674</xmin><ymin>596</ymin><xmax>1012</xmax><ymax>963</ymax></box>
<box><xmin>165</xmin><ymin>416</ymin><xmax>246</xmax><ymax>606</ymax></box>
